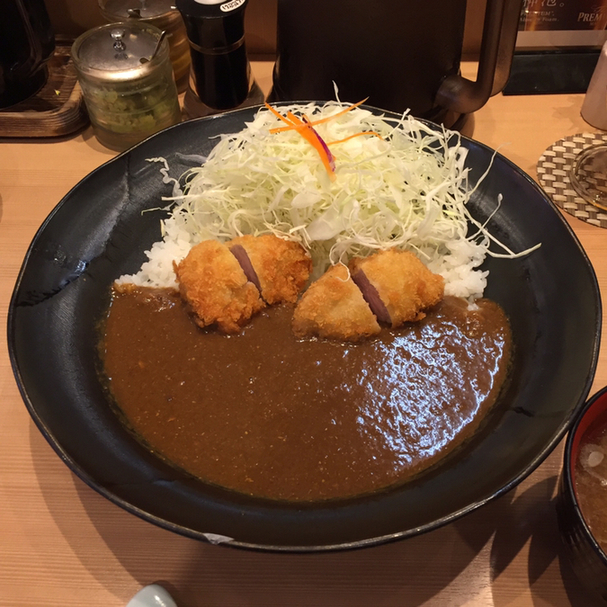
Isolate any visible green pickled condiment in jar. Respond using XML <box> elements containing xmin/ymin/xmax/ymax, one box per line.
<box><xmin>98</xmin><ymin>0</ymin><xmax>191</xmax><ymax>93</ymax></box>
<box><xmin>72</xmin><ymin>22</ymin><xmax>182</xmax><ymax>152</ymax></box>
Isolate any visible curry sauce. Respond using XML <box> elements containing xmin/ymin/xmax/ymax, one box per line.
<box><xmin>101</xmin><ymin>288</ymin><xmax>511</xmax><ymax>501</ymax></box>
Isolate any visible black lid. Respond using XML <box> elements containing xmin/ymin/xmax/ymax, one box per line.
<box><xmin>175</xmin><ymin>0</ymin><xmax>248</xmax><ymax>51</ymax></box>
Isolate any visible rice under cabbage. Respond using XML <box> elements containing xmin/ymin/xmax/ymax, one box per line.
<box><xmin>117</xmin><ymin>101</ymin><xmax>532</xmax><ymax>299</ymax></box>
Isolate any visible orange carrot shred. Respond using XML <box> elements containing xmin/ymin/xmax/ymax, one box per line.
<box><xmin>270</xmin><ymin>108</ymin><xmax>336</xmax><ymax>180</ymax></box>
<box><xmin>286</xmin><ymin>110</ymin><xmax>304</xmax><ymax>126</ymax></box>
<box><xmin>301</xmin><ymin>97</ymin><xmax>369</xmax><ymax>128</ymax></box>
<box><xmin>264</xmin><ymin>101</ymin><xmax>296</xmax><ymax>127</ymax></box>
<box><xmin>327</xmin><ymin>131</ymin><xmax>383</xmax><ymax>146</ymax></box>
<box><xmin>269</xmin><ymin>98</ymin><xmax>369</xmax><ymax>134</ymax></box>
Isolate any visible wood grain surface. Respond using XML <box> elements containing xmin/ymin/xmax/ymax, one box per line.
<box><xmin>0</xmin><ymin>42</ymin><xmax>88</xmax><ymax>138</ymax></box>
<box><xmin>1</xmin><ymin>62</ymin><xmax>607</xmax><ymax>607</ymax></box>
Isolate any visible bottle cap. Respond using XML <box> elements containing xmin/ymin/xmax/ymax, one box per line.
<box><xmin>175</xmin><ymin>0</ymin><xmax>247</xmax><ymax>51</ymax></box>
<box><xmin>98</xmin><ymin>0</ymin><xmax>176</xmax><ymax>20</ymax></box>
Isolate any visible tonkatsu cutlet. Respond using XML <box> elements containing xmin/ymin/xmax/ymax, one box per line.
<box><xmin>349</xmin><ymin>249</ymin><xmax>444</xmax><ymax>328</ymax></box>
<box><xmin>292</xmin><ymin>264</ymin><xmax>381</xmax><ymax>342</ymax></box>
<box><xmin>174</xmin><ymin>240</ymin><xmax>265</xmax><ymax>333</ymax></box>
<box><xmin>227</xmin><ymin>234</ymin><xmax>312</xmax><ymax>304</ymax></box>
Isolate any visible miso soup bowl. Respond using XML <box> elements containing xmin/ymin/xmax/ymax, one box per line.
<box><xmin>557</xmin><ymin>385</ymin><xmax>607</xmax><ymax>600</ymax></box>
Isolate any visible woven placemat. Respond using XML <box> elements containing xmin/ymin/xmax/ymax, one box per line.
<box><xmin>537</xmin><ymin>132</ymin><xmax>607</xmax><ymax>228</ymax></box>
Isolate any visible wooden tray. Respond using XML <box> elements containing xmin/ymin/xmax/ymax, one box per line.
<box><xmin>0</xmin><ymin>40</ymin><xmax>89</xmax><ymax>138</ymax></box>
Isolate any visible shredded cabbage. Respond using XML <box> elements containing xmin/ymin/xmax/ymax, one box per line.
<box><xmin>141</xmin><ymin>101</ymin><xmax>538</xmax><ymax>298</ymax></box>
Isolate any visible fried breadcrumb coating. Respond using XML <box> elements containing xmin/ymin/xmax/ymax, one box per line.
<box><xmin>227</xmin><ymin>234</ymin><xmax>312</xmax><ymax>304</ymax></box>
<box><xmin>174</xmin><ymin>240</ymin><xmax>265</xmax><ymax>333</ymax></box>
<box><xmin>292</xmin><ymin>264</ymin><xmax>381</xmax><ymax>341</ymax></box>
<box><xmin>349</xmin><ymin>249</ymin><xmax>444</xmax><ymax>328</ymax></box>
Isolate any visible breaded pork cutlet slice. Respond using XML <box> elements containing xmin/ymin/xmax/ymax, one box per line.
<box><xmin>227</xmin><ymin>234</ymin><xmax>312</xmax><ymax>304</ymax></box>
<box><xmin>292</xmin><ymin>264</ymin><xmax>381</xmax><ymax>342</ymax></box>
<box><xmin>174</xmin><ymin>240</ymin><xmax>265</xmax><ymax>333</ymax></box>
<box><xmin>349</xmin><ymin>249</ymin><xmax>444</xmax><ymax>328</ymax></box>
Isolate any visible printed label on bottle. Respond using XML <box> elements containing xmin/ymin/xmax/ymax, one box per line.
<box><xmin>519</xmin><ymin>0</ymin><xmax>607</xmax><ymax>31</ymax></box>
<box><xmin>220</xmin><ymin>0</ymin><xmax>246</xmax><ymax>11</ymax></box>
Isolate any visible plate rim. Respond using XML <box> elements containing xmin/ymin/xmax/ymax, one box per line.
<box><xmin>7</xmin><ymin>102</ymin><xmax>603</xmax><ymax>552</ymax></box>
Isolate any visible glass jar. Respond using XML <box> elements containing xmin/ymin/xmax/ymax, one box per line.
<box><xmin>71</xmin><ymin>22</ymin><xmax>182</xmax><ymax>151</ymax></box>
<box><xmin>98</xmin><ymin>0</ymin><xmax>190</xmax><ymax>92</ymax></box>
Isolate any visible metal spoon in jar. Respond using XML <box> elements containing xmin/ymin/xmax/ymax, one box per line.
<box><xmin>140</xmin><ymin>30</ymin><xmax>167</xmax><ymax>64</ymax></box>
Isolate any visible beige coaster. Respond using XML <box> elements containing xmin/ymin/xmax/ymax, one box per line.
<box><xmin>537</xmin><ymin>132</ymin><xmax>607</xmax><ymax>228</ymax></box>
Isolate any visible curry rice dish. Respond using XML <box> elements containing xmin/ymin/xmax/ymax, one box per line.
<box><xmin>100</xmin><ymin>235</ymin><xmax>512</xmax><ymax>501</ymax></box>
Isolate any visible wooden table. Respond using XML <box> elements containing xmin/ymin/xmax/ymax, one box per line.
<box><xmin>1</xmin><ymin>61</ymin><xmax>607</xmax><ymax>607</ymax></box>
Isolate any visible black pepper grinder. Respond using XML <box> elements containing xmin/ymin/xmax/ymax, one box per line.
<box><xmin>175</xmin><ymin>0</ymin><xmax>263</xmax><ymax>118</ymax></box>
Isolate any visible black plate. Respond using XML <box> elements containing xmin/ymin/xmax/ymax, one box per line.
<box><xmin>7</xmin><ymin>105</ymin><xmax>602</xmax><ymax>551</ymax></box>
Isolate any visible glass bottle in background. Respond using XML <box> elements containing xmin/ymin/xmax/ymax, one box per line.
<box><xmin>98</xmin><ymin>0</ymin><xmax>190</xmax><ymax>92</ymax></box>
<box><xmin>72</xmin><ymin>22</ymin><xmax>181</xmax><ymax>151</ymax></box>
<box><xmin>569</xmin><ymin>145</ymin><xmax>607</xmax><ymax>210</ymax></box>
<box><xmin>570</xmin><ymin>39</ymin><xmax>607</xmax><ymax>211</ymax></box>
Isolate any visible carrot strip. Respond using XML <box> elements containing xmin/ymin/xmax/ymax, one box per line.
<box><xmin>286</xmin><ymin>110</ymin><xmax>305</xmax><ymax>126</ymax></box>
<box><xmin>301</xmin><ymin>98</ymin><xmax>369</xmax><ymax>128</ymax></box>
<box><xmin>264</xmin><ymin>101</ymin><xmax>296</xmax><ymax>127</ymax></box>
<box><xmin>269</xmin><ymin>98</ymin><xmax>368</xmax><ymax>134</ymax></box>
<box><xmin>327</xmin><ymin>131</ymin><xmax>383</xmax><ymax>146</ymax></box>
<box><xmin>284</xmin><ymin>111</ymin><xmax>336</xmax><ymax>180</ymax></box>
<box><xmin>266</xmin><ymin>103</ymin><xmax>338</xmax><ymax>180</ymax></box>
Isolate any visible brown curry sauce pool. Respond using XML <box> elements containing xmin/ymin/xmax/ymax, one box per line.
<box><xmin>101</xmin><ymin>287</ymin><xmax>511</xmax><ymax>502</ymax></box>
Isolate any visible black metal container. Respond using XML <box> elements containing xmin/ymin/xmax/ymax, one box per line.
<box><xmin>0</xmin><ymin>0</ymin><xmax>55</xmax><ymax>108</ymax></box>
<box><xmin>268</xmin><ymin>0</ymin><xmax>523</xmax><ymax>129</ymax></box>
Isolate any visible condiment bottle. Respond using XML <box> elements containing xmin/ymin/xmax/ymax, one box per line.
<box><xmin>98</xmin><ymin>0</ymin><xmax>191</xmax><ymax>92</ymax></box>
<box><xmin>175</xmin><ymin>0</ymin><xmax>264</xmax><ymax>119</ymax></box>
<box><xmin>71</xmin><ymin>22</ymin><xmax>182</xmax><ymax>152</ymax></box>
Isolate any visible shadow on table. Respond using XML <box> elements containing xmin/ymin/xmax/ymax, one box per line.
<box><xmin>29</xmin><ymin>420</ymin><xmax>602</xmax><ymax>607</ymax></box>
<box><xmin>458</xmin><ymin>473</ymin><xmax>605</xmax><ymax>607</ymax></box>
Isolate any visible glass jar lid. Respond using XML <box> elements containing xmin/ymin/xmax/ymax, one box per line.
<box><xmin>71</xmin><ymin>21</ymin><xmax>169</xmax><ymax>82</ymax></box>
<box><xmin>98</xmin><ymin>0</ymin><xmax>176</xmax><ymax>20</ymax></box>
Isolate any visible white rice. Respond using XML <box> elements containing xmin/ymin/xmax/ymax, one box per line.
<box><xmin>116</xmin><ymin>103</ymin><xmax>513</xmax><ymax>299</ymax></box>
<box><xmin>117</xmin><ymin>217</ymin><xmax>489</xmax><ymax>299</ymax></box>
<box><xmin>116</xmin><ymin>214</ymin><xmax>196</xmax><ymax>290</ymax></box>
<box><xmin>426</xmin><ymin>239</ymin><xmax>489</xmax><ymax>299</ymax></box>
